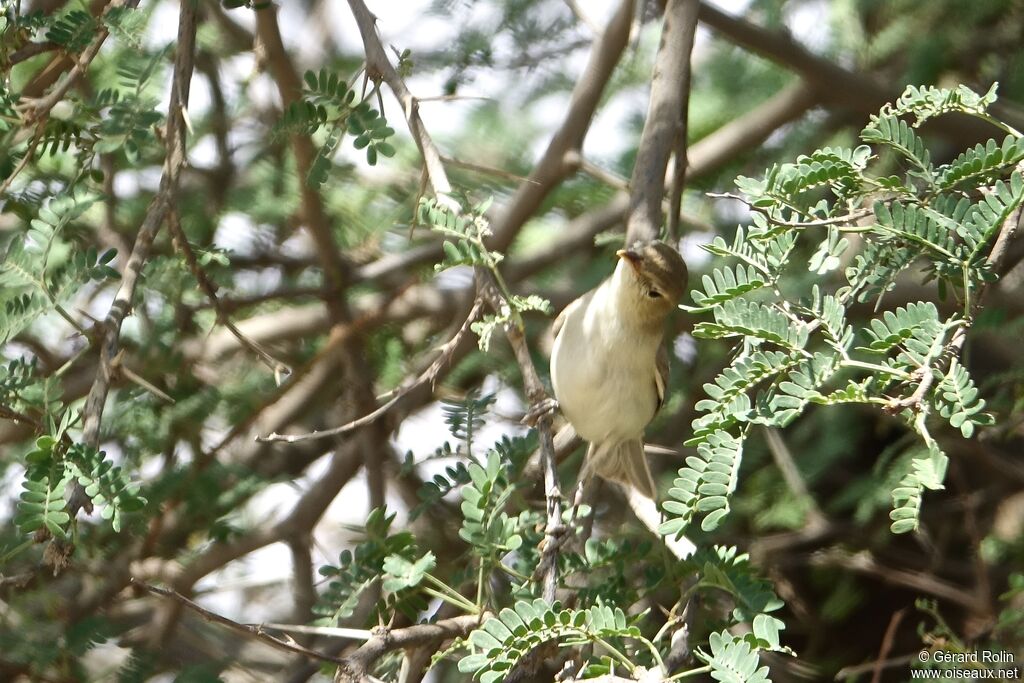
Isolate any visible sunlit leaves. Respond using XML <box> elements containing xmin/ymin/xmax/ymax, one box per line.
<box><xmin>664</xmin><ymin>83</ymin><xmax>1015</xmax><ymax>539</ymax></box>
<box><xmin>457</xmin><ymin>600</ymin><xmax>644</xmax><ymax>682</ymax></box>
<box><xmin>15</xmin><ymin>472</ymin><xmax>71</xmax><ymax>540</ymax></box>
<box><xmin>696</xmin><ymin>631</ymin><xmax>773</xmax><ymax>683</ymax></box>
<box><xmin>934</xmin><ymin>360</ymin><xmax>992</xmax><ymax>438</ymax></box>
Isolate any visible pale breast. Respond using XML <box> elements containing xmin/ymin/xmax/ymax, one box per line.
<box><xmin>551</xmin><ymin>289</ymin><xmax>659</xmax><ymax>444</ymax></box>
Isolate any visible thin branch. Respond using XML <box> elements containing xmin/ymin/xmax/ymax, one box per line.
<box><xmin>809</xmin><ymin>549</ymin><xmax>976</xmax><ymax>610</ymax></box>
<box><xmin>260</xmin><ymin>623</ymin><xmax>376</xmax><ymax>640</ymax></box>
<box><xmin>696</xmin><ymin>1</ymin><xmax>1017</xmax><ymax>143</ymax></box>
<box><xmin>80</xmin><ymin>0</ymin><xmax>196</xmax><ymax>451</ymax></box>
<box><xmin>168</xmin><ymin>209</ymin><xmax>291</xmax><ymax>378</ymax></box>
<box><xmin>489</xmin><ymin>0</ymin><xmax>635</xmax><ymax>252</ymax></box>
<box><xmin>626</xmin><ymin>0</ymin><xmax>700</xmax><ymax>244</ymax></box>
<box><xmin>255</xmin><ymin>5</ymin><xmax>352</xmax><ymax>296</ymax></box>
<box><xmin>18</xmin><ymin>0</ymin><xmax>138</xmax><ymax>124</ymax></box>
<box><xmin>258</xmin><ymin>299</ymin><xmax>484</xmax><ymax>443</ymax></box>
<box><xmin>835</xmin><ymin>655</ymin><xmax>916</xmax><ymax>681</ymax></box>
<box><xmin>347</xmin><ymin>0</ymin><xmax>452</xmax><ymax>198</ymax></box>
<box><xmin>7</xmin><ymin>41</ymin><xmax>58</xmax><ymax>65</ymax></box>
<box><xmin>573</xmin><ymin>157</ymin><xmax>713</xmax><ymax>233</ymax></box>
<box><xmin>762</xmin><ymin>427</ymin><xmax>828</xmax><ymax>530</ymax></box>
<box><xmin>416</xmin><ymin>94</ymin><xmax>493</xmax><ymax>103</ymax></box>
<box><xmin>627</xmin><ymin>489</ymin><xmax>696</xmax><ymax>560</ymax></box>
<box><xmin>476</xmin><ymin>270</ymin><xmax>562</xmax><ymax>602</ymax></box>
<box><xmin>871</xmin><ymin>609</ymin><xmax>907</xmax><ymax>683</ymax></box>
<box><xmin>133</xmin><ymin>581</ymin><xmax>349</xmax><ymax>666</ymax></box>
<box><xmin>440</xmin><ymin>155</ymin><xmax>540</xmax><ymax>185</ymax></box>
<box><xmin>172</xmin><ymin>442</ymin><xmax>364</xmax><ymax>591</ymax></box>
<box><xmin>0</xmin><ymin>127</ymin><xmax>43</xmax><ymax>197</ymax></box>
<box><xmin>707</xmin><ymin>192</ymin><xmax>874</xmax><ymax>228</ymax></box>
<box><xmin>894</xmin><ymin>163</ymin><xmax>1024</xmax><ymax>409</ymax></box>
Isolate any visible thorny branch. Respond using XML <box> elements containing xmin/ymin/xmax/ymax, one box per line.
<box><xmin>167</xmin><ymin>209</ymin><xmax>291</xmax><ymax>379</ymax></box>
<box><xmin>258</xmin><ymin>298</ymin><xmax>485</xmax><ymax>443</ymax></box>
<box><xmin>133</xmin><ymin>580</ymin><xmax>348</xmax><ymax>666</ymax></box>
<box><xmin>476</xmin><ymin>270</ymin><xmax>563</xmax><ymax>604</ymax></box>
<box><xmin>80</xmin><ymin>0</ymin><xmax>196</xmax><ymax>460</ymax></box>
<box><xmin>132</xmin><ymin>581</ymin><xmax>481</xmax><ymax>683</ymax></box>
<box><xmin>347</xmin><ymin>0</ymin><xmax>453</xmax><ymax>199</ymax></box>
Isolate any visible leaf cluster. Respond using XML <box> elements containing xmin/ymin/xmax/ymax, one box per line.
<box><xmin>662</xmin><ymin>84</ymin><xmax>1019</xmax><ymax>536</ymax></box>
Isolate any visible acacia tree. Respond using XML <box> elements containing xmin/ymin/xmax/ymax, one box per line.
<box><xmin>1</xmin><ymin>0</ymin><xmax>1023</xmax><ymax>682</ymax></box>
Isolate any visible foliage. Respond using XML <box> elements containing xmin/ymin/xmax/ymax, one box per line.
<box><xmin>456</xmin><ymin>600</ymin><xmax>656</xmax><ymax>682</ymax></box>
<box><xmin>275</xmin><ymin>68</ymin><xmax>397</xmax><ymax>186</ymax></box>
<box><xmin>1</xmin><ymin>0</ymin><xmax>1022</xmax><ymax>681</ymax></box>
<box><xmin>313</xmin><ymin>507</ymin><xmax>425</xmax><ymax>625</ymax></box>
<box><xmin>661</xmin><ymin>84</ymin><xmax>1019</xmax><ymax>537</ymax></box>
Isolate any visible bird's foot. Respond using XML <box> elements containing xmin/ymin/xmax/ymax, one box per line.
<box><xmin>521</xmin><ymin>397</ymin><xmax>559</xmax><ymax>427</ymax></box>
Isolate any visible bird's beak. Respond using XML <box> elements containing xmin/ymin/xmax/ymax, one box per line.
<box><xmin>616</xmin><ymin>248</ymin><xmax>642</xmax><ymax>272</ymax></box>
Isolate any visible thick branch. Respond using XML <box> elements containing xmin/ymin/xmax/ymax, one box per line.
<box><xmin>489</xmin><ymin>0</ymin><xmax>635</xmax><ymax>251</ymax></box>
<box><xmin>626</xmin><ymin>0</ymin><xmax>700</xmax><ymax>244</ymax></box>
<box><xmin>686</xmin><ymin>80</ymin><xmax>817</xmax><ymax>179</ymax></box>
<box><xmin>696</xmin><ymin>1</ymin><xmax>1016</xmax><ymax>143</ymax></box>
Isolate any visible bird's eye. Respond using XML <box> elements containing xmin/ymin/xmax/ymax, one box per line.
<box><xmin>648</xmin><ymin>290</ymin><xmax>662</xmax><ymax>298</ymax></box>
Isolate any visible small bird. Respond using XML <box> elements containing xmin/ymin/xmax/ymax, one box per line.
<box><xmin>550</xmin><ymin>240</ymin><xmax>688</xmax><ymax>499</ymax></box>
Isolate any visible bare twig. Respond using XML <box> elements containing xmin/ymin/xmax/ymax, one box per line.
<box><xmin>440</xmin><ymin>155</ymin><xmax>540</xmax><ymax>185</ymax></box>
<box><xmin>133</xmin><ymin>580</ymin><xmax>348</xmax><ymax>665</ymax></box>
<box><xmin>256</xmin><ymin>3</ymin><xmax>388</xmax><ymax>513</ymax></box>
<box><xmin>696</xmin><ymin>1</ymin><xmax>1018</xmax><ymax>143</ymax></box>
<box><xmin>18</xmin><ymin>0</ymin><xmax>139</xmax><ymax>124</ymax></box>
<box><xmin>835</xmin><ymin>655</ymin><xmax>916</xmax><ymax>681</ymax></box>
<box><xmin>871</xmin><ymin>609</ymin><xmax>907</xmax><ymax>683</ymax></box>
<box><xmin>255</xmin><ymin>5</ymin><xmax>352</xmax><ymax>297</ymax></box>
<box><xmin>489</xmin><ymin>0</ymin><xmax>634</xmax><ymax>252</ymax></box>
<box><xmin>80</xmin><ymin>0</ymin><xmax>196</xmax><ymax>451</ymax></box>
<box><xmin>477</xmin><ymin>271</ymin><xmax>562</xmax><ymax>603</ymax></box>
<box><xmin>762</xmin><ymin>427</ymin><xmax>828</xmax><ymax>530</ymax></box>
<box><xmin>626</xmin><ymin>0</ymin><xmax>700</xmax><ymax>244</ymax></box>
<box><xmin>0</xmin><ymin>127</ymin><xmax>43</xmax><ymax>197</ymax></box>
<box><xmin>707</xmin><ymin>192</ymin><xmax>873</xmax><ymax>228</ymax></box>
<box><xmin>810</xmin><ymin>549</ymin><xmax>976</xmax><ymax>610</ymax></box>
<box><xmin>258</xmin><ymin>299</ymin><xmax>484</xmax><ymax>443</ymax></box>
<box><xmin>168</xmin><ymin>209</ymin><xmax>291</xmax><ymax>378</ymax></box>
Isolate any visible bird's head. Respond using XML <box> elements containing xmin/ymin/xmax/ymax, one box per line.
<box><xmin>614</xmin><ymin>240</ymin><xmax>688</xmax><ymax>323</ymax></box>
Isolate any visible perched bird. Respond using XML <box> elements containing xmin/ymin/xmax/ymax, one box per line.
<box><xmin>550</xmin><ymin>240</ymin><xmax>688</xmax><ymax>499</ymax></box>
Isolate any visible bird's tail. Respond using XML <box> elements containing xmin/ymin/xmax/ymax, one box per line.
<box><xmin>584</xmin><ymin>439</ymin><xmax>657</xmax><ymax>499</ymax></box>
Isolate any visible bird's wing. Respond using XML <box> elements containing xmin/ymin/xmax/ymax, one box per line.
<box><xmin>551</xmin><ymin>292</ymin><xmax>588</xmax><ymax>341</ymax></box>
<box><xmin>654</xmin><ymin>343</ymin><xmax>669</xmax><ymax>414</ymax></box>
